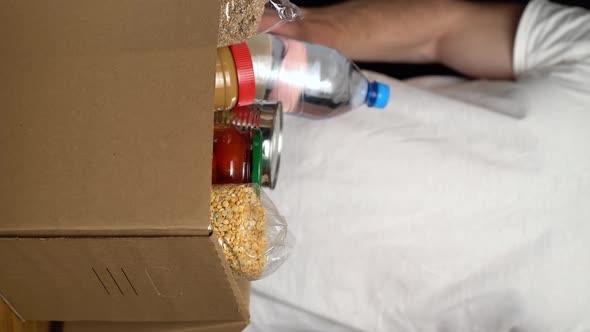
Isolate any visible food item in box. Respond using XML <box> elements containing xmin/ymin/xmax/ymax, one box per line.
<box><xmin>214</xmin><ymin>44</ymin><xmax>255</xmax><ymax>111</ymax></box>
<box><xmin>217</xmin><ymin>0</ymin><xmax>303</xmax><ymax>47</ymax></box>
<box><xmin>246</xmin><ymin>34</ymin><xmax>390</xmax><ymax>118</ymax></box>
<box><xmin>212</xmin><ymin>126</ymin><xmax>263</xmax><ymax>186</ymax></box>
<box><xmin>210</xmin><ymin>184</ymin><xmax>292</xmax><ymax>280</ymax></box>
<box><xmin>217</xmin><ymin>0</ymin><xmax>266</xmax><ymax>47</ymax></box>
<box><xmin>214</xmin><ymin>102</ymin><xmax>283</xmax><ymax>188</ymax></box>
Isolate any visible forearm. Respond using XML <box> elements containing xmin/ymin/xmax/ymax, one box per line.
<box><xmin>271</xmin><ymin>0</ymin><xmax>525</xmax><ymax>79</ymax></box>
<box><xmin>288</xmin><ymin>0</ymin><xmax>457</xmax><ymax>64</ymax></box>
<box><xmin>436</xmin><ymin>2</ymin><xmax>525</xmax><ymax>79</ymax></box>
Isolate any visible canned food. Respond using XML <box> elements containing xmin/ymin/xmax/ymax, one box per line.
<box><xmin>214</xmin><ymin>101</ymin><xmax>282</xmax><ymax>188</ymax></box>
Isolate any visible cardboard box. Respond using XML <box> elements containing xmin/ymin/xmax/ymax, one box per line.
<box><xmin>0</xmin><ymin>0</ymin><xmax>249</xmax><ymax>328</ymax></box>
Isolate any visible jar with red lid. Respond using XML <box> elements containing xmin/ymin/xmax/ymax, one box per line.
<box><xmin>214</xmin><ymin>43</ymin><xmax>256</xmax><ymax>111</ymax></box>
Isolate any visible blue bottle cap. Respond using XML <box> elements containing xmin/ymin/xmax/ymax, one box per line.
<box><xmin>366</xmin><ymin>81</ymin><xmax>390</xmax><ymax>109</ymax></box>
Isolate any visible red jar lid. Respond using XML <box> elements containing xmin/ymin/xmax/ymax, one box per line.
<box><xmin>229</xmin><ymin>43</ymin><xmax>256</xmax><ymax>106</ymax></box>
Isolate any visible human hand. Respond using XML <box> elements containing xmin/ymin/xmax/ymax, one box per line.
<box><xmin>262</xmin><ymin>0</ymin><xmax>457</xmax><ymax>63</ymax></box>
<box><xmin>262</xmin><ymin>0</ymin><xmax>524</xmax><ymax>79</ymax></box>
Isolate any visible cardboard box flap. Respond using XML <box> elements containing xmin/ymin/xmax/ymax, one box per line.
<box><xmin>64</xmin><ymin>321</ymin><xmax>248</xmax><ymax>332</ymax></box>
<box><xmin>0</xmin><ymin>237</ymin><xmax>248</xmax><ymax>322</ymax></box>
<box><xmin>0</xmin><ymin>0</ymin><xmax>217</xmax><ymax>236</ymax></box>
<box><xmin>62</xmin><ymin>322</ymin><xmax>247</xmax><ymax>332</ymax></box>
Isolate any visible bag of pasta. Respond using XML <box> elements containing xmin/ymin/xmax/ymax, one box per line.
<box><xmin>217</xmin><ymin>0</ymin><xmax>303</xmax><ymax>47</ymax></box>
<box><xmin>210</xmin><ymin>183</ymin><xmax>293</xmax><ymax>280</ymax></box>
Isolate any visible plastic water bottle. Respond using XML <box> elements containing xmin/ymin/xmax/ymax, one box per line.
<box><xmin>247</xmin><ymin>34</ymin><xmax>390</xmax><ymax>119</ymax></box>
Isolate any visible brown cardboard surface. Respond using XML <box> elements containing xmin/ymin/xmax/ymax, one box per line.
<box><xmin>1</xmin><ymin>300</ymin><xmax>51</xmax><ymax>332</ymax></box>
<box><xmin>235</xmin><ymin>279</ymin><xmax>251</xmax><ymax>315</ymax></box>
<box><xmin>0</xmin><ymin>0</ymin><xmax>217</xmax><ymax>236</ymax></box>
<box><xmin>63</xmin><ymin>321</ymin><xmax>247</xmax><ymax>332</ymax></box>
<box><xmin>0</xmin><ymin>237</ymin><xmax>247</xmax><ymax>322</ymax></box>
<box><xmin>0</xmin><ymin>0</ymin><xmax>251</xmax><ymax>324</ymax></box>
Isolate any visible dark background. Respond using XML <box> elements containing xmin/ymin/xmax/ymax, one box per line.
<box><xmin>293</xmin><ymin>0</ymin><xmax>590</xmax><ymax>79</ymax></box>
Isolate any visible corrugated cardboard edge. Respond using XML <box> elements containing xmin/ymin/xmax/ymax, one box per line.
<box><xmin>0</xmin><ymin>228</ymin><xmax>211</xmax><ymax>237</ymax></box>
<box><xmin>209</xmin><ymin>235</ymin><xmax>250</xmax><ymax>323</ymax></box>
<box><xmin>187</xmin><ymin>321</ymin><xmax>248</xmax><ymax>332</ymax></box>
<box><xmin>0</xmin><ymin>289</ymin><xmax>23</xmax><ymax>322</ymax></box>
<box><xmin>63</xmin><ymin>320</ymin><xmax>247</xmax><ymax>332</ymax></box>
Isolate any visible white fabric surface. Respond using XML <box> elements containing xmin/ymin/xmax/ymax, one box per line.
<box><xmin>246</xmin><ymin>1</ymin><xmax>590</xmax><ymax>331</ymax></box>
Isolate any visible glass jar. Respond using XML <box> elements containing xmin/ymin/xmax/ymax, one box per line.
<box><xmin>212</xmin><ymin>125</ymin><xmax>262</xmax><ymax>186</ymax></box>
<box><xmin>214</xmin><ymin>43</ymin><xmax>256</xmax><ymax>111</ymax></box>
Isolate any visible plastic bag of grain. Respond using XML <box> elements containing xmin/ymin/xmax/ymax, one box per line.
<box><xmin>210</xmin><ymin>183</ymin><xmax>293</xmax><ymax>280</ymax></box>
<box><xmin>217</xmin><ymin>0</ymin><xmax>302</xmax><ymax>47</ymax></box>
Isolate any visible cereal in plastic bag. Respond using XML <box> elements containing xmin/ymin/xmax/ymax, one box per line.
<box><xmin>217</xmin><ymin>0</ymin><xmax>303</xmax><ymax>47</ymax></box>
<box><xmin>210</xmin><ymin>183</ymin><xmax>293</xmax><ymax>280</ymax></box>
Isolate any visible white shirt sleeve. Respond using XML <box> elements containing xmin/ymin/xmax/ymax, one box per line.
<box><xmin>514</xmin><ymin>0</ymin><xmax>590</xmax><ymax>93</ymax></box>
